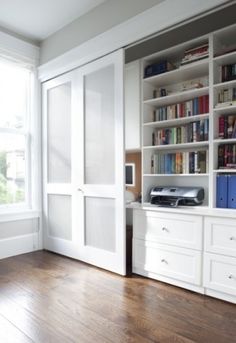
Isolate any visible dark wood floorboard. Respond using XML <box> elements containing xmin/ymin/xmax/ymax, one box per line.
<box><xmin>0</xmin><ymin>251</ymin><xmax>235</xmax><ymax>343</ymax></box>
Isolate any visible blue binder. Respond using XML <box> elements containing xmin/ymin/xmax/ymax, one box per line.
<box><xmin>216</xmin><ymin>175</ymin><xmax>228</xmax><ymax>208</ymax></box>
<box><xmin>228</xmin><ymin>175</ymin><xmax>236</xmax><ymax>209</ymax></box>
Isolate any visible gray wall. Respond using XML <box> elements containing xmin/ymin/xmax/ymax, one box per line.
<box><xmin>40</xmin><ymin>0</ymin><xmax>164</xmax><ymax>64</ymax></box>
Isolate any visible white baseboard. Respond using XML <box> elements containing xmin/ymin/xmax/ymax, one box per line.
<box><xmin>0</xmin><ymin>233</ymin><xmax>40</xmax><ymax>260</ymax></box>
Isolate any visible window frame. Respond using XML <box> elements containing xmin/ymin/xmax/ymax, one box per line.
<box><xmin>0</xmin><ymin>60</ymin><xmax>35</xmax><ymax>213</ymax></box>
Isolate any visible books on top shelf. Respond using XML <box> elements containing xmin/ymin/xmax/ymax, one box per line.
<box><xmin>180</xmin><ymin>43</ymin><xmax>209</xmax><ymax>66</ymax></box>
<box><xmin>144</xmin><ymin>60</ymin><xmax>175</xmax><ymax>78</ymax></box>
<box><xmin>218</xmin><ymin>144</ymin><xmax>236</xmax><ymax>169</ymax></box>
<box><xmin>152</xmin><ymin>119</ymin><xmax>209</xmax><ymax>146</ymax></box>
<box><xmin>151</xmin><ymin>150</ymin><xmax>208</xmax><ymax>174</ymax></box>
<box><xmin>153</xmin><ymin>95</ymin><xmax>209</xmax><ymax>122</ymax></box>
<box><xmin>218</xmin><ymin>114</ymin><xmax>236</xmax><ymax>139</ymax></box>
<box><xmin>221</xmin><ymin>64</ymin><xmax>236</xmax><ymax>82</ymax></box>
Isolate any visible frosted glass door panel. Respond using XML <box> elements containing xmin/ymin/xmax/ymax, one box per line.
<box><xmin>48</xmin><ymin>194</ymin><xmax>72</xmax><ymax>240</ymax></box>
<box><xmin>85</xmin><ymin>197</ymin><xmax>115</xmax><ymax>252</ymax></box>
<box><xmin>48</xmin><ymin>83</ymin><xmax>71</xmax><ymax>183</ymax></box>
<box><xmin>84</xmin><ymin>66</ymin><xmax>115</xmax><ymax>184</ymax></box>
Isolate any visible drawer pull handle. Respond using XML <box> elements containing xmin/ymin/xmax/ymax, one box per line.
<box><xmin>229</xmin><ymin>237</ymin><xmax>235</xmax><ymax>241</ymax></box>
<box><xmin>228</xmin><ymin>274</ymin><xmax>233</xmax><ymax>279</ymax></box>
<box><xmin>161</xmin><ymin>259</ymin><xmax>168</xmax><ymax>264</ymax></box>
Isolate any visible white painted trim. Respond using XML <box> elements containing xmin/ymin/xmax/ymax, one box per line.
<box><xmin>0</xmin><ymin>210</ymin><xmax>40</xmax><ymax>223</ymax></box>
<box><xmin>0</xmin><ymin>233</ymin><xmax>40</xmax><ymax>260</ymax></box>
<box><xmin>133</xmin><ymin>267</ymin><xmax>205</xmax><ymax>294</ymax></box>
<box><xmin>38</xmin><ymin>0</ymin><xmax>229</xmax><ymax>81</ymax></box>
<box><xmin>0</xmin><ymin>30</ymin><xmax>39</xmax><ymax>66</ymax></box>
<box><xmin>205</xmin><ymin>289</ymin><xmax>236</xmax><ymax>304</ymax></box>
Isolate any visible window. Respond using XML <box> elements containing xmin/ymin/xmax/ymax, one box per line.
<box><xmin>0</xmin><ymin>59</ymin><xmax>31</xmax><ymax>208</ymax></box>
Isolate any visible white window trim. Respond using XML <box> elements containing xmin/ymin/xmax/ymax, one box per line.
<box><xmin>0</xmin><ymin>30</ymin><xmax>40</xmax><ymax>218</ymax></box>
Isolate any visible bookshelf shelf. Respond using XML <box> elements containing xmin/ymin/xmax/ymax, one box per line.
<box><xmin>143</xmin><ymin>59</ymin><xmax>209</xmax><ymax>87</ymax></box>
<box><xmin>213</xmin><ymin>169</ymin><xmax>236</xmax><ymax>173</ymax></box>
<box><xmin>143</xmin><ymin>113</ymin><xmax>209</xmax><ymax>129</ymax></box>
<box><xmin>143</xmin><ymin>86</ymin><xmax>209</xmax><ymax>107</ymax></box>
<box><xmin>213</xmin><ymin>50</ymin><xmax>236</xmax><ymax>66</ymax></box>
<box><xmin>213</xmin><ymin>138</ymin><xmax>236</xmax><ymax>145</ymax></box>
<box><xmin>143</xmin><ymin>141</ymin><xmax>209</xmax><ymax>151</ymax></box>
<box><xmin>213</xmin><ymin>79</ymin><xmax>236</xmax><ymax>89</ymax></box>
<box><xmin>213</xmin><ymin>104</ymin><xmax>236</xmax><ymax>115</ymax></box>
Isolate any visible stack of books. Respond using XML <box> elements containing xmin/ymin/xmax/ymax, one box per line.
<box><xmin>218</xmin><ymin>144</ymin><xmax>236</xmax><ymax>169</ymax></box>
<box><xmin>221</xmin><ymin>64</ymin><xmax>236</xmax><ymax>82</ymax></box>
<box><xmin>216</xmin><ymin>88</ymin><xmax>236</xmax><ymax>107</ymax></box>
<box><xmin>151</xmin><ymin>150</ymin><xmax>208</xmax><ymax>174</ymax></box>
<box><xmin>153</xmin><ymin>95</ymin><xmax>209</xmax><ymax>121</ymax></box>
<box><xmin>152</xmin><ymin>120</ymin><xmax>209</xmax><ymax>145</ymax></box>
<box><xmin>180</xmin><ymin>43</ymin><xmax>209</xmax><ymax>65</ymax></box>
<box><xmin>219</xmin><ymin>114</ymin><xmax>236</xmax><ymax>139</ymax></box>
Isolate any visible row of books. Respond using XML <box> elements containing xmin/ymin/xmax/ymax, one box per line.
<box><xmin>216</xmin><ymin>175</ymin><xmax>236</xmax><ymax>208</ymax></box>
<box><xmin>216</xmin><ymin>88</ymin><xmax>236</xmax><ymax>106</ymax></box>
<box><xmin>152</xmin><ymin>120</ymin><xmax>209</xmax><ymax>146</ymax></box>
<box><xmin>153</xmin><ymin>95</ymin><xmax>209</xmax><ymax>121</ymax></box>
<box><xmin>221</xmin><ymin>64</ymin><xmax>236</xmax><ymax>82</ymax></box>
<box><xmin>218</xmin><ymin>144</ymin><xmax>236</xmax><ymax>169</ymax></box>
<box><xmin>180</xmin><ymin>43</ymin><xmax>209</xmax><ymax>65</ymax></box>
<box><xmin>219</xmin><ymin>114</ymin><xmax>236</xmax><ymax>139</ymax></box>
<box><xmin>144</xmin><ymin>61</ymin><xmax>175</xmax><ymax>78</ymax></box>
<box><xmin>150</xmin><ymin>151</ymin><xmax>208</xmax><ymax>174</ymax></box>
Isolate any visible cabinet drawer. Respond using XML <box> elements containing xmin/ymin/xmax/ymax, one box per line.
<box><xmin>133</xmin><ymin>210</ymin><xmax>202</xmax><ymax>250</ymax></box>
<box><xmin>205</xmin><ymin>217</ymin><xmax>236</xmax><ymax>257</ymax></box>
<box><xmin>133</xmin><ymin>239</ymin><xmax>202</xmax><ymax>285</ymax></box>
<box><xmin>204</xmin><ymin>253</ymin><xmax>236</xmax><ymax>296</ymax></box>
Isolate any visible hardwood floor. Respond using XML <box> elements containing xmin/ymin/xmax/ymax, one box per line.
<box><xmin>0</xmin><ymin>251</ymin><xmax>235</xmax><ymax>343</ymax></box>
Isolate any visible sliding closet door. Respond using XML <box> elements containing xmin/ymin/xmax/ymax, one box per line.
<box><xmin>42</xmin><ymin>72</ymin><xmax>78</xmax><ymax>257</ymax></box>
<box><xmin>75</xmin><ymin>50</ymin><xmax>126</xmax><ymax>275</ymax></box>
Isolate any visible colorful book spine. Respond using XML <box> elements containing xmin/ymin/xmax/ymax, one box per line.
<box><xmin>154</xmin><ymin>95</ymin><xmax>209</xmax><ymax>122</ymax></box>
<box><xmin>150</xmin><ymin>150</ymin><xmax>207</xmax><ymax>174</ymax></box>
<box><xmin>152</xmin><ymin>120</ymin><xmax>209</xmax><ymax>146</ymax></box>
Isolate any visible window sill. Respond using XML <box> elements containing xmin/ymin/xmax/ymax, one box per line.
<box><xmin>0</xmin><ymin>209</ymin><xmax>40</xmax><ymax>223</ymax></box>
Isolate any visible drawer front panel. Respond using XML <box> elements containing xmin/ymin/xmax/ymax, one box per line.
<box><xmin>133</xmin><ymin>239</ymin><xmax>202</xmax><ymax>285</ymax></box>
<box><xmin>204</xmin><ymin>253</ymin><xmax>236</xmax><ymax>296</ymax></box>
<box><xmin>205</xmin><ymin>217</ymin><xmax>236</xmax><ymax>257</ymax></box>
<box><xmin>133</xmin><ymin>210</ymin><xmax>202</xmax><ymax>250</ymax></box>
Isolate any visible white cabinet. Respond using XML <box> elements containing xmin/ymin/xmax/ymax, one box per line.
<box><xmin>205</xmin><ymin>217</ymin><xmax>236</xmax><ymax>257</ymax></box>
<box><xmin>204</xmin><ymin>253</ymin><xmax>236</xmax><ymax>298</ymax></box>
<box><xmin>125</xmin><ymin>61</ymin><xmax>141</xmax><ymax>151</ymax></box>
<box><xmin>203</xmin><ymin>216</ymin><xmax>236</xmax><ymax>303</ymax></box>
<box><xmin>133</xmin><ymin>209</ymin><xmax>203</xmax><ymax>291</ymax></box>
<box><xmin>133</xmin><ymin>209</ymin><xmax>202</xmax><ymax>250</ymax></box>
<box><xmin>133</xmin><ymin>209</ymin><xmax>236</xmax><ymax>302</ymax></box>
<box><xmin>133</xmin><ymin>239</ymin><xmax>202</xmax><ymax>285</ymax></box>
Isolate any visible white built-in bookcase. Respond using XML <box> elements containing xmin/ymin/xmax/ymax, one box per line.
<box><xmin>141</xmin><ymin>23</ymin><xmax>236</xmax><ymax>210</ymax></box>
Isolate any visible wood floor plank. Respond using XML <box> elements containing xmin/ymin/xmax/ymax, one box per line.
<box><xmin>0</xmin><ymin>251</ymin><xmax>235</xmax><ymax>343</ymax></box>
<box><xmin>0</xmin><ymin>314</ymin><xmax>33</xmax><ymax>343</ymax></box>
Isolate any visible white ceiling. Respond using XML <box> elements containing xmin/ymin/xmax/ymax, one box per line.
<box><xmin>0</xmin><ymin>0</ymin><xmax>106</xmax><ymax>42</ymax></box>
